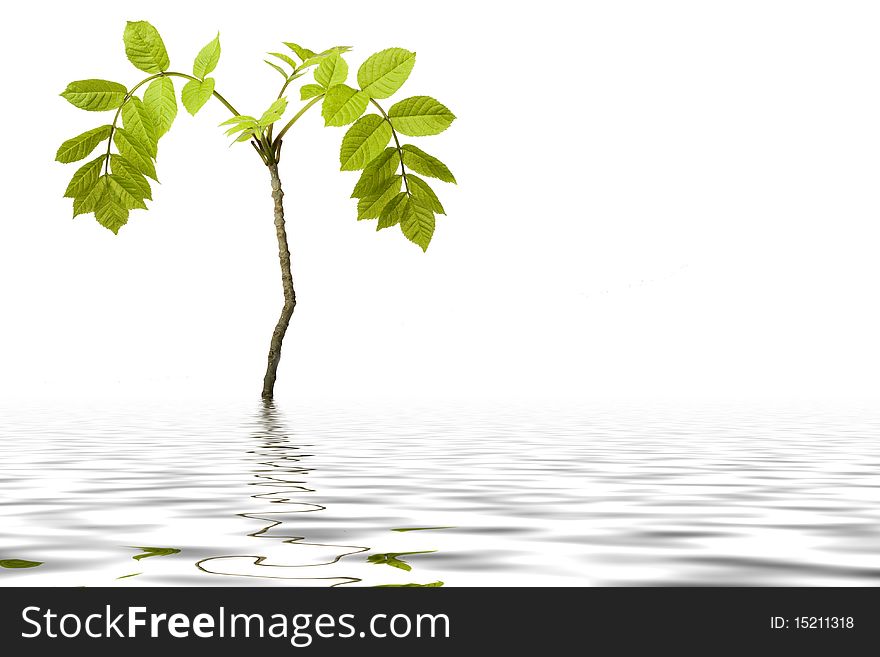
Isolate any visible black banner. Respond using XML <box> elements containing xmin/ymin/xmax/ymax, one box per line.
<box><xmin>0</xmin><ymin>587</ymin><xmax>875</xmax><ymax>653</ymax></box>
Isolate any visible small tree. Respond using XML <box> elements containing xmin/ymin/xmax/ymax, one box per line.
<box><xmin>56</xmin><ymin>21</ymin><xmax>457</xmax><ymax>399</ymax></box>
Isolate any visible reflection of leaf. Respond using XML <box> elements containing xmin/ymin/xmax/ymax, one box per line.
<box><xmin>391</xmin><ymin>527</ymin><xmax>454</xmax><ymax>533</ymax></box>
<box><xmin>367</xmin><ymin>550</ymin><xmax>436</xmax><ymax>572</ymax></box>
<box><xmin>130</xmin><ymin>546</ymin><xmax>180</xmax><ymax>561</ymax></box>
<box><xmin>0</xmin><ymin>559</ymin><xmax>42</xmax><ymax>569</ymax></box>
<box><xmin>376</xmin><ymin>581</ymin><xmax>444</xmax><ymax>587</ymax></box>
<box><xmin>117</xmin><ymin>573</ymin><xmax>141</xmax><ymax>579</ymax></box>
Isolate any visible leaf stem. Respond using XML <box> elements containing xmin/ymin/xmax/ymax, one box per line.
<box><xmin>272</xmin><ymin>95</ymin><xmax>323</xmax><ymax>146</ymax></box>
<box><xmin>370</xmin><ymin>99</ymin><xmax>409</xmax><ymax>194</ymax></box>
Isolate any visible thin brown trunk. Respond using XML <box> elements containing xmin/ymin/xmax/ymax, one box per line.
<box><xmin>261</xmin><ymin>163</ymin><xmax>295</xmax><ymax>399</ymax></box>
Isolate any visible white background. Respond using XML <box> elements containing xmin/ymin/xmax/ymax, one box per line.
<box><xmin>1</xmin><ymin>0</ymin><xmax>879</xmax><ymax>406</ymax></box>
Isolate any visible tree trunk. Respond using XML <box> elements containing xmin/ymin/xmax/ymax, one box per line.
<box><xmin>261</xmin><ymin>163</ymin><xmax>296</xmax><ymax>399</ymax></box>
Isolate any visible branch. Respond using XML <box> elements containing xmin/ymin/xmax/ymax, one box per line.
<box><xmin>272</xmin><ymin>95</ymin><xmax>323</xmax><ymax>145</ymax></box>
<box><xmin>370</xmin><ymin>98</ymin><xmax>409</xmax><ymax>193</ymax></box>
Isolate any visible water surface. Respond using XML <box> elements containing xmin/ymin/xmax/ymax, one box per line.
<box><xmin>1</xmin><ymin>401</ymin><xmax>879</xmax><ymax>586</ymax></box>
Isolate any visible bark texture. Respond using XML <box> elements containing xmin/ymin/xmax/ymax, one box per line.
<box><xmin>261</xmin><ymin>163</ymin><xmax>296</xmax><ymax>399</ymax></box>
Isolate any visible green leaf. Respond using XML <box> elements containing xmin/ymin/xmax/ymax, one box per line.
<box><xmin>60</xmin><ymin>80</ymin><xmax>127</xmax><ymax>111</ymax></box>
<box><xmin>357</xmin><ymin>48</ymin><xmax>416</xmax><ymax>99</ymax></box>
<box><xmin>367</xmin><ymin>550</ymin><xmax>434</xmax><ymax>571</ymax></box>
<box><xmin>131</xmin><ymin>546</ymin><xmax>181</xmax><ymax>561</ymax></box>
<box><xmin>400</xmin><ymin>197</ymin><xmax>435</xmax><ymax>251</ymax></box>
<box><xmin>143</xmin><ymin>77</ymin><xmax>177</xmax><ymax>138</ymax></box>
<box><xmin>64</xmin><ymin>155</ymin><xmax>106</xmax><ymax>198</ymax></box>
<box><xmin>110</xmin><ymin>154</ymin><xmax>152</xmax><ymax>201</ymax></box>
<box><xmin>74</xmin><ymin>174</ymin><xmax>108</xmax><ymax>217</ymax></box>
<box><xmin>123</xmin><ymin>21</ymin><xmax>170</xmax><ymax>74</ymax></box>
<box><xmin>388</xmin><ymin>96</ymin><xmax>456</xmax><ymax>136</ymax></box>
<box><xmin>284</xmin><ymin>42</ymin><xmax>317</xmax><ymax>61</ymax></box>
<box><xmin>321</xmin><ymin>84</ymin><xmax>369</xmax><ymax>127</ymax></box>
<box><xmin>269</xmin><ymin>51</ymin><xmax>298</xmax><ymax>71</ymax></box>
<box><xmin>401</xmin><ymin>144</ymin><xmax>456</xmax><ymax>183</ymax></box>
<box><xmin>315</xmin><ymin>51</ymin><xmax>348</xmax><ymax>88</ymax></box>
<box><xmin>300</xmin><ymin>83</ymin><xmax>325</xmax><ymax>100</ymax></box>
<box><xmin>193</xmin><ymin>33</ymin><xmax>221</xmax><ymax>79</ymax></box>
<box><xmin>264</xmin><ymin>60</ymin><xmax>289</xmax><ymax>80</ymax></box>
<box><xmin>0</xmin><ymin>559</ymin><xmax>42</xmax><ymax>569</ymax></box>
<box><xmin>351</xmin><ymin>147</ymin><xmax>399</xmax><ymax>197</ymax></box>
<box><xmin>357</xmin><ymin>175</ymin><xmax>402</xmax><ymax>220</ymax></box>
<box><xmin>121</xmin><ymin>97</ymin><xmax>157</xmax><ymax>158</ymax></box>
<box><xmin>94</xmin><ymin>185</ymin><xmax>130</xmax><ymax>234</ymax></box>
<box><xmin>181</xmin><ymin>77</ymin><xmax>215</xmax><ymax>116</ymax></box>
<box><xmin>107</xmin><ymin>174</ymin><xmax>147</xmax><ymax>210</ymax></box>
<box><xmin>55</xmin><ymin>125</ymin><xmax>111</xmax><ymax>163</ymax></box>
<box><xmin>258</xmin><ymin>97</ymin><xmax>287</xmax><ymax>127</ymax></box>
<box><xmin>407</xmin><ymin>174</ymin><xmax>445</xmax><ymax>214</ymax></box>
<box><xmin>113</xmin><ymin>128</ymin><xmax>157</xmax><ymax>181</ymax></box>
<box><xmin>339</xmin><ymin>114</ymin><xmax>393</xmax><ymax>170</ymax></box>
<box><xmin>377</xmin><ymin>191</ymin><xmax>409</xmax><ymax>230</ymax></box>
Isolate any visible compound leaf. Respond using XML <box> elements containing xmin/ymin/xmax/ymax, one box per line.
<box><xmin>357</xmin><ymin>175</ymin><xmax>402</xmax><ymax>220</ymax></box>
<box><xmin>388</xmin><ymin>95</ymin><xmax>455</xmax><ymax>136</ymax></box>
<box><xmin>315</xmin><ymin>51</ymin><xmax>348</xmax><ymax>88</ymax></box>
<box><xmin>181</xmin><ymin>77</ymin><xmax>215</xmax><ymax>116</ymax></box>
<box><xmin>193</xmin><ymin>33</ymin><xmax>221</xmax><ymax>79</ymax></box>
<box><xmin>321</xmin><ymin>84</ymin><xmax>368</xmax><ymax>127</ymax></box>
<box><xmin>143</xmin><ymin>77</ymin><xmax>177</xmax><ymax>138</ymax></box>
<box><xmin>113</xmin><ymin>127</ymin><xmax>157</xmax><ymax>181</ymax></box>
<box><xmin>339</xmin><ymin>114</ymin><xmax>393</xmax><ymax>171</ymax></box>
<box><xmin>121</xmin><ymin>97</ymin><xmax>157</xmax><ymax>157</ymax></box>
<box><xmin>357</xmin><ymin>48</ymin><xmax>416</xmax><ymax>99</ymax></box>
<box><xmin>64</xmin><ymin>155</ymin><xmax>106</xmax><ymax>198</ymax></box>
<box><xmin>123</xmin><ymin>21</ymin><xmax>170</xmax><ymax>74</ymax></box>
<box><xmin>401</xmin><ymin>144</ymin><xmax>456</xmax><ymax>183</ymax></box>
<box><xmin>60</xmin><ymin>80</ymin><xmax>127</xmax><ymax>111</ymax></box>
<box><xmin>55</xmin><ymin>125</ymin><xmax>111</xmax><ymax>163</ymax></box>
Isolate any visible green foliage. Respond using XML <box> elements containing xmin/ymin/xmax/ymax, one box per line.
<box><xmin>0</xmin><ymin>559</ymin><xmax>43</xmax><ymax>568</ymax></box>
<box><xmin>60</xmin><ymin>80</ymin><xmax>127</xmax><ymax>111</ymax></box>
<box><xmin>339</xmin><ymin>114</ymin><xmax>392</xmax><ymax>170</ymax></box>
<box><xmin>181</xmin><ymin>77</ymin><xmax>215</xmax><ymax>115</ymax></box>
<box><xmin>131</xmin><ymin>546</ymin><xmax>181</xmax><ymax>561</ymax></box>
<box><xmin>357</xmin><ymin>48</ymin><xmax>416</xmax><ymax>99</ymax></box>
<box><xmin>143</xmin><ymin>77</ymin><xmax>177</xmax><ymax>138</ymax></box>
<box><xmin>389</xmin><ymin>96</ymin><xmax>455</xmax><ymax>136</ymax></box>
<box><xmin>315</xmin><ymin>51</ymin><xmax>348</xmax><ymax>88</ymax></box>
<box><xmin>193</xmin><ymin>33</ymin><xmax>221</xmax><ymax>79</ymax></box>
<box><xmin>367</xmin><ymin>550</ymin><xmax>435</xmax><ymax>572</ymax></box>
<box><xmin>55</xmin><ymin>125</ymin><xmax>112</xmax><ymax>163</ymax></box>
<box><xmin>123</xmin><ymin>21</ymin><xmax>170</xmax><ymax>73</ymax></box>
<box><xmin>57</xmin><ymin>22</ymin><xmax>456</xmax><ymax>248</ymax></box>
<box><xmin>321</xmin><ymin>84</ymin><xmax>368</xmax><ymax>127</ymax></box>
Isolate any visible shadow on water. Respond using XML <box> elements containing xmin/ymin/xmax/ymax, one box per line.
<box><xmin>195</xmin><ymin>401</ymin><xmax>369</xmax><ymax>586</ymax></box>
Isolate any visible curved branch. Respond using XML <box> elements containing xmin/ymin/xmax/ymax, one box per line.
<box><xmin>272</xmin><ymin>95</ymin><xmax>323</xmax><ymax>145</ymax></box>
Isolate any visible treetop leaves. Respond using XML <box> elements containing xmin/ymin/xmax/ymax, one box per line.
<box><xmin>143</xmin><ymin>77</ymin><xmax>177</xmax><ymax>138</ymax></box>
<box><xmin>258</xmin><ymin>97</ymin><xmax>287</xmax><ymax>127</ymax></box>
<box><xmin>357</xmin><ymin>48</ymin><xmax>416</xmax><ymax>99</ymax></box>
<box><xmin>388</xmin><ymin>96</ymin><xmax>455</xmax><ymax>136</ymax></box>
<box><xmin>123</xmin><ymin>21</ymin><xmax>170</xmax><ymax>74</ymax></box>
<box><xmin>339</xmin><ymin>114</ymin><xmax>393</xmax><ymax>171</ymax></box>
<box><xmin>181</xmin><ymin>77</ymin><xmax>215</xmax><ymax>116</ymax></box>
<box><xmin>314</xmin><ymin>51</ymin><xmax>348</xmax><ymax>88</ymax></box>
<box><xmin>351</xmin><ymin>147</ymin><xmax>399</xmax><ymax>198</ymax></box>
<box><xmin>60</xmin><ymin>80</ymin><xmax>127</xmax><ymax>111</ymax></box>
<box><xmin>400</xmin><ymin>144</ymin><xmax>456</xmax><ymax>183</ymax></box>
<box><xmin>55</xmin><ymin>125</ymin><xmax>111</xmax><ymax>163</ymax></box>
<box><xmin>321</xmin><ymin>84</ymin><xmax>368</xmax><ymax>127</ymax></box>
<box><xmin>193</xmin><ymin>33</ymin><xmax>221</xmax><ymax>79</ymax></box>
<box><xmin>121</xmin><ymin>97</ymin><xmax>158</xmax><ymax>157</ymax></box>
